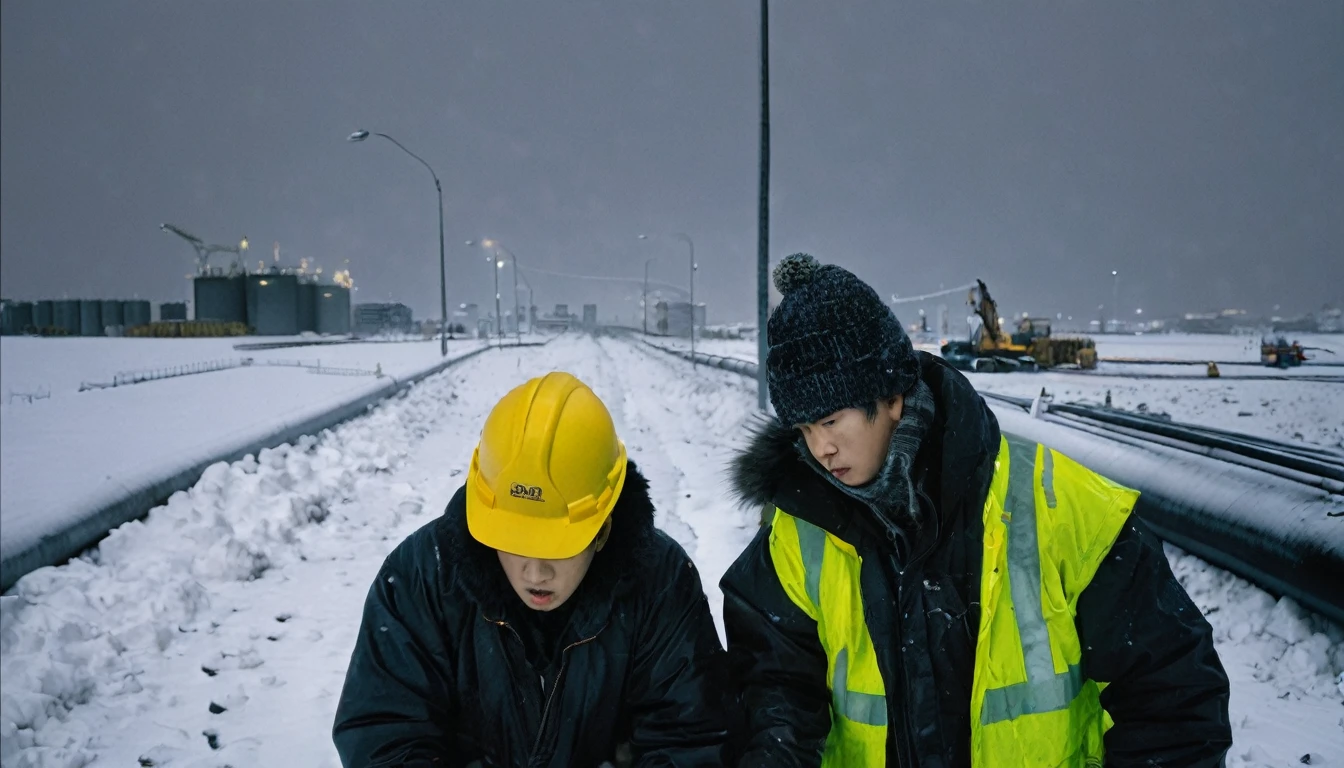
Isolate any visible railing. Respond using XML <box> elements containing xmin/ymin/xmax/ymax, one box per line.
<box><xmin>79</xmin><ymin>357</ymin><xmax>384</xmax><ymax>391</ymax></box>
<box><xmin>80</xmin><ymin>358</ymin><xmax>251</xmax><ymax>391</ymax></box>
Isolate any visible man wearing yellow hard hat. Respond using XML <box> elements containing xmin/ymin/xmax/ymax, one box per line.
<box><xmin>333</xmin><ymin>371</ymin><xmax>734</xmax><ymax>767</ymax></box>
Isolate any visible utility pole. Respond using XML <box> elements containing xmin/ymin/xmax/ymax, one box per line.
<box><xmin>1110</xmin><ymin>269</ymin><xmax>1119</xmax><ymax>333</ymax></box>
<box><xmin>494</xmin><ymin>252</ymin><xmax>503</xmax><ymax>346</ymax></box>
<box><xmin>756</xmin><ymin>0</ymin><xmax>771</xmax><ymax>411</ymax></box>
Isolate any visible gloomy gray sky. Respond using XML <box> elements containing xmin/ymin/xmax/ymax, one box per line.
<box><xmin>2</xmin><ymin>1</ymin><xmax>1341</xmax><ymax>325</ymax></box>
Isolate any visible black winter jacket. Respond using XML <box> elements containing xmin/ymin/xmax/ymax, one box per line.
<box><xmin>721</xmin><ymin>353</ymin><xmax>1232</xmax><ymax>767</ymax></box>
<box><xmin>333</xmin><ymin>462</ymin><xmax>733</xmax><ymax>767</ymax></box>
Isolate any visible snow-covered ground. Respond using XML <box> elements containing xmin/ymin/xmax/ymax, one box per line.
<box><xmin>0</xmin><ymin>335</ymin><xmax>490</xmax><ymax>401</ymax></box>
<box><xmin>1096</xmin><ymin>333</ymin><xmax>1343</xmax><ymax>363</ymax></box>
<box><xmin>651</xmin><ymin>333</ymin><xmax>1344</xmax><ymax>449</ymax></box>
<box><xmin>0</xmin><ymin>336</ymin><xmax>490</xmax><ymax>578</ymax></box>
<box><xmin>1</xmin><ymin>334</ymin><xmax>1340</xmax><ymax>766</ymax></box>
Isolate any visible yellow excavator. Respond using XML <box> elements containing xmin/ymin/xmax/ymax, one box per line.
<box><xmin>942</xmin><ymin>279</ymin><xmax>1097</xmax><ymax>372</ymax></box>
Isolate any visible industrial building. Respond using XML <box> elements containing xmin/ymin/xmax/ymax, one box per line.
<box><xmin>193</xmin><ymin>275</ymin><xmax>248</xmax><ymax>324</ymax></box>
<box><xmin>159</xmin><ymin>302</ymin><xmax>188</xmax><ymax>321</ymax></box>
<box><xmin>1</xmin><ymin>301</ymin><xmax>33</xmax><ymax>335</ymax></box>
<box><xmin>193</xmin><ymin>273</ymin><xmax>350</xmax><ymax>335</ymax></box>
<box><xmin>0</xmin><ymin>297</ymin><xmax>159</xmax><ymax>336</ymax></box>
<box><xmin>314</xmin><ymin>284</ymin><xmax>352</xmax><ymax>335</ymax></box>
<box><xmin>354</xmin><ymin>303</ymin><xmax>413</xmax><ymax>335</ymax></box>
<box><xmin>246</xmin><ymin>274</ymin><xmax>300</xmax><ymax>335</ymax></box>
<box><xmin>123</xmin><ymin>301</ymin><xmax>152</xmax><ymax>328</ymax></box>
<box><xmin>0</xmin><ymin>275</ymin><xmax>348</xmax><ymax>337</ymax></box>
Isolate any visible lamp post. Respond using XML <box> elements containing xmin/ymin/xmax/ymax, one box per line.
<box><xmin>469</xmin><ymin>239</ymin><xmax>529</xmax><ymax>343</ymax></box>
<box><xmin>638</xmin><ymin>233</ymin><xmax>697</xmax><ymax>367</ymax></box>
<box><xmin>516</xmin><ymin>268</ymin><xmax>534</xmax><ymax>335</ymax></box>
<box><xmin>1110</xmin><ymin>269</ymin><xmax>1119</xmax><ymax>334</ymax></box>
<box><xmin>641</xmin><ymin>255</ymin><xmax>659</xmax><ymax>335</ymax></box>
<box><xmin>348</xmin><ymin>129</ymin><xmax>450</xmax><ymax>355</ymax></box>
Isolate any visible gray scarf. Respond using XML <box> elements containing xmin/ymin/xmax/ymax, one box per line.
<box><xmin>798</xmin><ymin>379</ymin><xmax>937</xmax><ymax>539</ymax></box>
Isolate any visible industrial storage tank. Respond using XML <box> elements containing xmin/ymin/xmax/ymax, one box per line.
<box><xmin>159</xmin><ymin>302</ymin><xmax>188</xmax><ymax>321</ymax></box>
<box><xmin>246</xmin><ymin>273</ymin><xmax>299</xmax><ymax>335</ymax></box>
<box><xmin>1</xmin><ymin>302</ymin><xmax>34</xmax><ymax>335</ymax></box>
<box><xmin>296</xmin><ymin>282</ymin><xmax>318</xmax><ymax>333</ymax></box>
<box><xmin>33</xmin><ymin>300</ymin><xmax>53</xmax><ymax>330</ymax></box>
<box><xmin>193</xmin><ymin>276</ymin><xmax>247</xmax><ymax>323</ymax></box>
<box><xmin>53</xmin><ymin>300</ymin><xmax>80</xmax><ymax>335</ymax></box>
<box><xmin>100</xmin><ymin>299</ymin><xmax>124</xmax><ymax>329</ymax></box>
<box><xmin>123</xmin><ymin>300</ymin><xmax>151</xmax><ymax>328</ymax></box>
<box><xmin>316</xmin><ymin>285</ymin><xmax>351</xmax><ymax>335</ymax></box>
<box><xmin>79</xmin><ymin>300</ymin><xmax>103</xmax><ymax>336</ymax></box>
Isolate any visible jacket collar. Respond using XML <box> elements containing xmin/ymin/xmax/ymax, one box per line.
<box><xmin>729</xmin><ymin>351</ymin><xmax>1001</xmax><ymax>550</ymax></box>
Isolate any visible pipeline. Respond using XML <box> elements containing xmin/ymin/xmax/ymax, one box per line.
<box><xmin>638</xmin><ymin>339</ymin><xmax>1344</xmax><ymax>625</ymax></box>
<box><xmin>1047</xmin><ymin>403</ymin><xmax>1344</xmax><ymax>481</ymax></box>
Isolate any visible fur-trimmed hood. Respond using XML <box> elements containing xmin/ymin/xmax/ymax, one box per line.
<box><xmin>730</xmin><ymin>351</ymin><xmax>1000</xmax><ymax>535</ymax></box>
<box><xmin>439</xmin><ymin>459</ymin><xmax>659</xmax><ymax>627</ymax></box>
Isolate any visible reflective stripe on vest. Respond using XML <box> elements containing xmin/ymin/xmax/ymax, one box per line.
<box><xmin>981</xmin><ymin>436</ymin><xmax>1082</xmax><ymax>724</ymax></box>
<box><xmin>791</xmin><ymin>518</ymin><xmax>888</xmax><ymax>728</ymax></box>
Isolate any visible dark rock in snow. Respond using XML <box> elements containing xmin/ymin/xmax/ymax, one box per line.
<box><xmin>209</xmin><ymin>702</ymin><xmax>227</xmax><ymax>714</ymax></box>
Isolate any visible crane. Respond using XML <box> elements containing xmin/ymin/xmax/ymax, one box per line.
<box><xmin>160</xmin><ymin>223</ymin><xmax>249</xmax><ymax>275</ymax></box>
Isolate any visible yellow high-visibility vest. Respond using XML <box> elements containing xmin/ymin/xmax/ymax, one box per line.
<box><xmin>769</xmin><ymin>434</ymin><xmax>1137</xmax><ymax>766</ymax></box>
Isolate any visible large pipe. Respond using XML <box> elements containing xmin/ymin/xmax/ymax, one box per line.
<box><xmin>990</xmin><ymin>406</ymin><xmax>1343</xmax><ymax>626</ymax></box>
<box><xmin>639</xmin><ymin>340</ymin><xmax>1344</xmax><ymax>625</ymax></box>
<box><xmin>1048</xmin><ymin>403</ymin><xmax>1344</xmax><ymax>480</ymax></box>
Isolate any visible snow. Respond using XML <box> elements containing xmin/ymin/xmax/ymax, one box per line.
<box><xmin>1169</xmin><ymin>549</ymin><xmax>1344</xmax><ymax>767</ymax></box>
<box><xmin>0</xmin><ymin>336</ymin><xmax>489</xmax><ymax>586</ymax></box>
<box><xmin>1</xmin><ymin>333</ymin><xmax>1340</xmax><ymax>766</ymax></box>
<box><xmin>1096</xmin><ymin>333</ymin><xmax>1343</xmax><ymax>364</ymax></box>
<box><xmin>0</xmin><ymin>336</ymin><xmax>482</xmax><ymax>401</ymax></box>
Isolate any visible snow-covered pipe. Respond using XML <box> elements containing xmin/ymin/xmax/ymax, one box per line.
<box><xmin>639</xmin><ymin>338</ymin><xmax>1344</xmax><ymax>625</ymax></box>
<box><xmin>990</xmin><ymin>406</ymin><xmax>1344</xmax><ymax>626</ymax></box>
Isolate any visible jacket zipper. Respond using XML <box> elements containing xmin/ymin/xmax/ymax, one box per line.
<box><xmin>486</xmin><ymin>614</ymin><xmax>610</xmax><ymax>765</ymax></box>
<box><xmin>870</xmin><ymin>482</ymin><xmax>941</xmax><ymax>767</ymax></box>
<box><xmin>527</xmin><ymin>629</ymin><xmax>606</xmax><ymax>764</ymax></box>
<box><xmin>895</xmin><ymin>485</ymin><xmax>942</xmax><ymax>766</ymax></box>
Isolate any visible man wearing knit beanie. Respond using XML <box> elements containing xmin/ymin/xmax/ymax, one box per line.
<box><xmin>720</xmin><ymin>254</ymin><xmax>1230</xmax><ymax>765</ymax></box>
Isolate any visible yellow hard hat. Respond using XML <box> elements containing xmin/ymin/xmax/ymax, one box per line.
<box><xmin>466</xmin><ymin>371</ymin><xmax>627</xmax><ymax>559</ymax></box>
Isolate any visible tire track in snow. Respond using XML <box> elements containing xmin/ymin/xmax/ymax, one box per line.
<box><xmin>593</xmin><ymin>336</ymin><xmax>761</xmax><ymax>639</ymax></box>
<box><xmin>581</xmin><ymin>336</ymin><xmax>699</xmax><ymax>557</ymax></box>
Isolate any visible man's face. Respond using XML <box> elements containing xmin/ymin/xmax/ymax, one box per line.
<box><xmin>495</xmin><ymin>520</ymin><xmax>610</xmax><ymax>611</ymax></box>
<box><xmin>797</xmin><ymin>395</ymin><xmax>904</xmax><ymax>486</ymax></box>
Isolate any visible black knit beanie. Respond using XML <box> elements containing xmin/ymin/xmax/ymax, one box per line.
<box><xmin>766</xmin><ymin>253</ymin><xmax>920</xmax><ymax>426</ymax></box>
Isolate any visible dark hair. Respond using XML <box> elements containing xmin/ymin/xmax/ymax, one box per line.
<box><xmin>862</xmin><ymin>394</ymin><xmax>902</xmax><ymax>422</ymax></box>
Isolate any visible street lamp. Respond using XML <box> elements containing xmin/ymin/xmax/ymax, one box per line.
<box><xmin>469</xmin><ymin>239</ymin><xmax>529</xmax><ymax>343</ymax></box>
<box><xmin>1110</xmin><ymin>269</ymin><xmax>1119</xmax><ymax>333</ymax></box>
<box><xmin>638</xmin><ymin>233</ymin><xmax>697</xmax><ymax>367</ymax></box>
<box><xmin>348</xmin><ymin>129</ymin><xmax>451</xmax><ymax>355</ymax></box>
<box><xmin>642</xmin><ymin>255</ymin><xmax>658</xmax><ymax>336</ymax></box>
